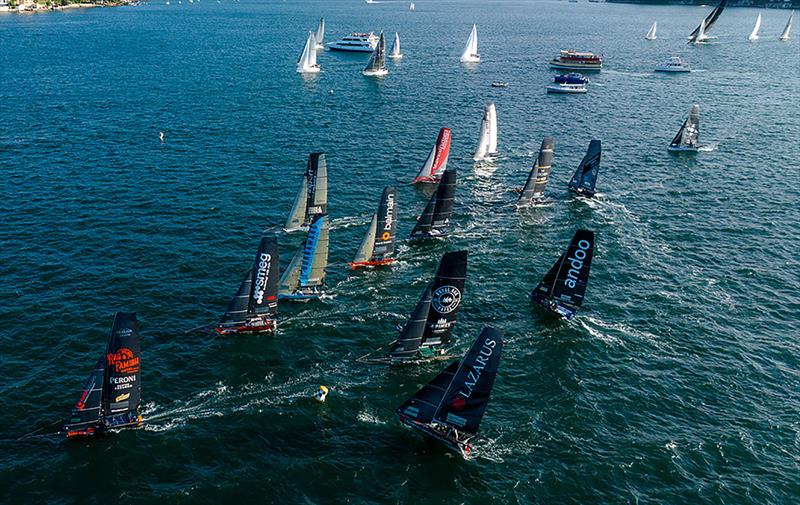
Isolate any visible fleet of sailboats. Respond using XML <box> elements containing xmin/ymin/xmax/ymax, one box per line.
<box><xmin>748</xmin><ymin>12</ymin><xmax>762</xmax><ymax>41</ymax></box>
<box><xmin>460</xmin><ymin>24</ymin><xmax>480</xmax><ymax>63</ymax></box>
<box><xmin>472</xmin><ymin>102</ymin><xmax>498</xmax><ymax>162</ymax></box>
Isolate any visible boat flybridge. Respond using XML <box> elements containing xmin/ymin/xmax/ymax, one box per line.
<box><xmin>654</xmin><ymin>56</ymin><xmax>691</xmax><ymax>73</ymax></box>
<box><xmin>328</xmin><ymin>32</ymin><xmax>379</xmax><ymax>52</ymax></box>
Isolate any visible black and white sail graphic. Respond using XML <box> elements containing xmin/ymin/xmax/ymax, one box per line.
<box><xmin>669</xmin><ymin>104</ymin><xmax>700</xmax><ymax>150</ymax></box>
<box><xmin>219</xmin><ymin>236</ymin><xmax>280</xmax><ymax>328</ymax></box>
<box><xmin>519</xmin><ymin>137</ymin><xmax>554</xmax><ymax>204</ymax></box>
<box><xmin>363</xmin><ymin>31</ymin><xmax>387</xmax><ymax>76</ymax></box>
<box><xmin>531</xmin><ymin>229</ymin><xmax>595</xmax><ymax>316</ymax></box>
<box><xmin>352</xmin><ymin>186</ymin><xmax>397</xmax><ymax>265</ymax></box>
<box><xmin>568</xmin><ymin>140</ymin><xmax>601</xmax><ymax>197</ymax></box>
<box><xmin>422</xmin><ymin>250</ymin><xmax>467</xmax><ymax>346</ymax></box>
<box><xmin>410</xmin><ymin>169</ymin><xmax>457</xmax><ymax>239</ymax></box>
<box><xmin>688</xmin><ymin>0</ymin><xmax>727</xmax><ymax>43</ymax></box>
<box><xmin>396</xmin><ymin>327</ymin><xmax>504</xmax><ymax>435</ymax></box>
<box><xmin>65</xmin><ymin>312</ymin><xmax>142</xmax><ymax>436</ymax></box>
<box><xmin>285</xmin><ymin>153</ymin><xmax>328</xmax><ymax>231</ymax></box>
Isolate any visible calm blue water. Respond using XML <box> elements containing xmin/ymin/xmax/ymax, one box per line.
<box><xmin>1</xmin><ymin>0</ymin><xmax>799</xmax><ymax>502</ymax></box>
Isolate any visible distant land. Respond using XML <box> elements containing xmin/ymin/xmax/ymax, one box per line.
<box><xmin>607</xmin><ymin>0</ymin><xmax>798</xmax><ymax>8</ymax></box>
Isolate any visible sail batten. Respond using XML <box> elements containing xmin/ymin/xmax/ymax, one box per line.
<box><xmin>568</xmin><ymin>140</ymin><xmax>601</xmax><ymax>197</ymax></box>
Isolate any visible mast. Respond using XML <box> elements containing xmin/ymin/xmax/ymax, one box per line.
<box><xmin>432</xmin><ymin>327</ymin><xmax>504</xmax><ymax>435</ymax></box>
<box><xmin>421</xmin><ymin>250</ymin><xmax>467</xmax><ymax>346</ymax></box>
<box><xmin>646</xmin><ymin>21</ymin><xmax>657</xmax><ymax>40</ymax></box>
<box><xmin>532</xmin><ymin>230</ymin><xmax>595</xmax><ymax>311</ymax></box>
<box><xmin>748</xmin><ymin>13</ymin><xmax>762</xmax><ymax>41</ymax></box>
<box><xmin>568</xmin><ymin>140</ymin><xmax>601</xmax><ymax>197</ymax></box>
<box><xmin>519</xmin><ymin>137</ymin><xmax>554</xmax><ymax>204</ymax></box>
<box><xmin>413</xmin><ymin>128</ymin><xmax>451</xmax><ymax>183</ymax></box>
<box><xmin>780</xmin><ymin>11</ymin><xmax>794</xmax><ymax>41</ymax></box>
<box><xmin>101</xmin><ymin>312</ymin><xmax>142</xmax><ymax>430</ymax></box>
<box><xmin>315</xmin><ymin>18</ymin><xmax>325</xmax><ymax>48</ymax></box>
<box><xmin>389</xmin><ymin>32</ymin><xmax>403</xmax><ymax>58</ymax></box>
<box><xmin>388</xmin><ymin>285</ymin><xmax>433</xmax><ymax>359</ymax></box>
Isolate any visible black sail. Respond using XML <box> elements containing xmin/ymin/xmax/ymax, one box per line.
<box><xmin>395</xmin><ymin>361</ymin><xmax>459</xmax><ymax>424</ymax></box>
<box><xmin>519</xmin><ymin>137</ymin><xmax>555</xmax><ymax>202</ymax></box>
<box><xmin>568</xmin><ymin>140</ymin><xmax>601</xmax><ymax>197</ymax></box>
<box><xmin>372</xmin><ymin>186</ymin><xmax>398</xmax><ymax>261</ymax></box>
<box><xmin>102</xmin><ymin>312</ymin><xmax>141</xmax><ymax>429</ymax></box>
<box><xmin>422</xmin><ymin>250</ymin><xmax>467</xmax><ymax>346</ymax></box>
<box><xmin>688</xmin><ymin>0</ymin><xmax>727</xmax><ymax>42</ymax></box>
<box><xmin>433</xmin><ymin>327</ymin><xmax>504</xmax><ymax>435</ymax></box>
<box><xmin>63</xmin><ymin>356</ymin><xmax>105</xmax><ymax>435</ymax></box>
<box><xmin>533</xmin><ymin>229</ymin><xmax>595</xmax><ymax>308</ymax></box>
<box><xmin>306</xmin><ymin>152</ymin><xmax>328</xmax><ymax>222</ymax></box>
<box><xmin>410</xmin><ymin>169</ymin><xmax>457</xmax><ymax>239</ymax></box>
<box><xmin>248</xmin><ymin>235</ymin><xmax>280</xmax><ymax>316</ymax></box>
<box><xmin>389</xmin><ymin>285</ymin><xmax>433</xmax><ymax>359</ymax></box>
<box><xmin>219</xmin><ymin>273</ymin><xmax>252</xmax><ymax>325</ymax></box>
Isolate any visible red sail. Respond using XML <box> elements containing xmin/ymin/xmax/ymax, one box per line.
<box><xmin>413</xmin><ymin>128</ymin><xmax>451</xmax><ymax>184</ymax></box>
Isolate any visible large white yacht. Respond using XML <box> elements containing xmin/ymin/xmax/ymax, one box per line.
<box><xmin>327</xmin><ymin>32</ymin><xmax>379</xmax><ymax>52</ymax></box>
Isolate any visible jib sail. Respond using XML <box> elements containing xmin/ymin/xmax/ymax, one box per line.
<box><xmin>410</xmin><ymin>169</ymin><xmax>457</xmax><ymax>239</ymax></box>
<box><xmin>413</xmin><ymin>128</ymin><xmax>452</xmax><ymax>183</ymax></box>
<box><xmin>568</xmin><ymin>140</ymin><xmax>601</xmax><ymax>197</ymax></box>
<box><xmin>532</xmin><ymin>229</ymin><xmax>595</xmax><ymax>309</ymax></box>
<box><xmin>388</xmin><ymin>285</ymin><xmax>433</xmax><ymax>359</ymax></box>
<box><xmin>433</xmin><ymin>327</ymin><xmax>504</xmax><ymax>434</ymax></box>
<box><xmin>422</xmin><ymin>250</ymin><xmax>467</xmax><ymax>346</ymax></box>
<box><xmin>519</xmin><ymin>137</ymin><xmax>554</xmax><ymax>203</ymax></box>
<box><xmin>285</xmin><ymin>153</ymin><xmax>328</xmax><ymax>230</ymax></box>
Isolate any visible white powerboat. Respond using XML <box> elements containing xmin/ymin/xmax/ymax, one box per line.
<box><xmin>327</xmin><ymin>33</ymin><xmax>379</xmax><ymax>52</ymax></box>
<box><xmin>654</xmin><ymin>56</ymin><xmax>691</xmax><ymax>73</ymax></box>
<box><xmin>546</xmin><ymin>73</ymin><xmax>588</xmax><ymax>94</ymax></box>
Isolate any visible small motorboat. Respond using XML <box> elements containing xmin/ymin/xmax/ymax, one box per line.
<box><xmin>491</xmin><ymin>81</ymin><xmax>509</xmax><ymax>88</ymax></box>
<box><xmin>654</xmin><ymin>56</ymin><xmax>691</xmax><ymax>73</ymax></box>
<box><xmin>546</xmin><ymin>73</ymin><xmax>588</xmax><ymax>94</ymax></box>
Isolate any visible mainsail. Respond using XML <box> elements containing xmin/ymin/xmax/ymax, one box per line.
<box><xmin>646</xmin><ymin>21</ymin><xmax>657</xmax><ymax>40</ymax></box>
<box><xmin>531</xmin><ymin>229</ymin><xmax>595</xmax><ymax>319</ymax></box>
<box><xmin>279</xmin><ymin>214</ymin><xmax>329</xmax><ymax>299</ymax></box>
<box><xmin>315</xmin><ymin>18</ymin><xmax>325</xmax><ymax>49</ymax></box>
<box><xmin>748</xmin><ymin>13</ymin><xmax>762</xmax><ymax>41</ymax></box>
<box><xmin>389</xmin><ymin>32</ymin><xmax>403</xmax><ymax>58</ymax></box>
<box><xmin>217</xmin><ymin>236</ymin><xmax>280</xmax><ymax>333</ymax></box>
<box><xmin>568</xmin><ymin>140</ymin><xmax>601</xmax><ymax>197</ymax></box>
<box><xmin>688</xmin><ymin>0</ymin><xmax>727</xmax><ymax>43</ymax></box>
<box><xmin>285</xmin><ymin>152</ymin><xmax>328</xmax><ymax>231</ymax></box>
<box><xmin>297</xmin><ymin>32</ymin><xmax>320</xmax><ymax>73</ymax></box>
<box><xmin>460</xmin><ymin>24</ymin><xmax>480</xmax><ymax>63</ymax></box>
<box><xmin>363</xmin><ymin>31</ymin><xmax>387</xmax><ymax>76</ymax></box>
<box><xmin>350</xmin><ymin>186</ymin><xmax>398</xmax><ymax>267</ymax></box>
<box><xmin>780</xmin><ymin>11</ymin><xmax>794</xmax><ymax>41</ymax></box>
<box><xmin>412</xmin><ymin>128</ymin><xmax>452</xmax><ymax>183</ymax></box>
<box><xmin>473</xmin><ymin>102</ymin><xmax>497</xmax><ymax>162</ymax></box>
<box><xmin>410</xmin><ymin>168</ymin><xmax>457</xmax><ymax>239</ymax></box>
<box><xmin>395</xmin><ymin>327</ymin><xmax>504</xmax><ymax>456</ymax></box>
<box><xmin>518</xmin><ymin>137</ymin><xmax>554</xmax><ymax>204</ymax></box>
<box><xmin>669</xmin><ymin>104</ymin><xmax>700</xmax><ymax>150</ymax></box>
<box><xmin>64</xmin><ymin>312</ymin><xmax>142</xmax><ymax>437</ymax></box>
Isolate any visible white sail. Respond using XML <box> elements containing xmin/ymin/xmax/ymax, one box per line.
<box><xmin>748</xmin><ymin>13</ymin><xmax>761</xmax><ymax>41</ymax></box>
<box><xmin>694</xmin><ymin>18</ymin><xmax>707</xmax><ymax>43</ymax></box>
<box><xmin>487</xmin><ymin>102</ymin><xmax>497</xmax><ymax>154</ymax></box>
<box><xmin>780</xmin><ymin>11</ymin><xmax>794</xmax><ymax>41</ymax></box>
<box><xmin>297</xmin><ymin>32</ymin><xmax>320</xmax><ymax>73</ymax></box>
<box><xmin>645</xmin><ymin>21</ymin><xmax>657</xmax><ymax>40</ymax></box>
<box><xmin>473</xmin><ymin>116</ymin><xmax>490</xmax><ymax>162</ymax></box>
<box><xmin>460</xmin><ymin>24</ymin><xmax>480</xmax><ymax>63</ymax></box>
<box><xmin>409</xmin><ymin>2</ymin><xmax>414</xmax><ymax>10</ymax></box>
<box><xmin>315</xmin><ymin>18</ymin><xmax>325</xmax><ymax>49</ymax></box>
<box><xmin>353</xmin><ymin>215</ymin><xmax>377</xmax><ymax>263</ymax></box>
<box><xmin>389</xmin><ymin>32</ymin><xmax>403</xmax><ymax>59</ymax></box>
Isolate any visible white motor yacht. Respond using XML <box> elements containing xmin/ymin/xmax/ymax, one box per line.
<box><xmin>328</xmin><ymin>33</ymin><xmax>379</xmax><ymax>52</ymax></box>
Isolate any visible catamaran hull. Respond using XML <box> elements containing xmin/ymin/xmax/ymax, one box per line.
<box><xmin>348</xmin><ymin>258</ymin><xmax>396</xmax><ymax>269</ymax></box>
<box><xmin>398</xmin><ymin>418</ymin><xmax>474</xmax><ymax>459</ymax></box>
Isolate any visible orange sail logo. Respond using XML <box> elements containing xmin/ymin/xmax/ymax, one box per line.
<box><xmin>107</xmin><ymin>348</ymin><xmax>140</xmax><ymax>374</ymax></box>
